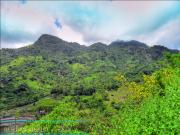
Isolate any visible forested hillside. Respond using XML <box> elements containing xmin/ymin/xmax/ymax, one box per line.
<box><xmin>0</xmin><ymin>34</ymin><xmax>179</xmax><ymax>134</ymax></box>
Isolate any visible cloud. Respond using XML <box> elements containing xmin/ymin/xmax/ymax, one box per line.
<box><xmin>1</xmin><ymin>1</ymin><xmax>180</xmax><ymax>49</ymax></box>
<box><xmin>1</xmin><ymin>20</ymin><xmax>34</xmax><ymax>43</ymax></box>
<box><xmin>151</xmin><ymin>18</ymin><xmax>180</xmax><ymax>50</ymax></box>
<box><xmin>55</xmin><ymin>1</ymin><xmax>180</xmax><ymax>47</ymax></box>
<box><xmin>134</xmin><ymin>17</ymin><xmax>180</xmax><ymax>50</ymax></box>
<box><xmin>127</xmin><ymin>2</ymin><xmax>180</xmax><ymax>35</ymax></box>
<box><xmin>0</xmin><ymin>1</ymin><xmax>60</xmax><ymax>48</ymax></box>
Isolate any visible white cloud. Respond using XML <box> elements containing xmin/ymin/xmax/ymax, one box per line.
<box><xmin>1</xmin><ymin>1</ymin><xmax>180</xmax><ymax>49</ymax></box>
<box><xmin>135</xmin><ymin>17</ymin><xmax>180</xmax><ymax>49</ymax></box>
<box><xmin>1</xmin><ymin>41</ymin><xmax>33</xmax><ymax>49</ymax></box>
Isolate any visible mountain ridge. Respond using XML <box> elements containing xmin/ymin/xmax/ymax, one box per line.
<box><xmin>1</xmin><ymin>34</ymin><xmax>178</xmax><ymax>66</ymax></box>
<box><xmin>1</xmin><ymin>34</ymin><xmax>179</xmax><ymax>52</ymax></box>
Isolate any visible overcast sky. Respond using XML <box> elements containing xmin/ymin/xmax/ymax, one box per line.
<box><xmin>1</xmin><ymin>0</ymin><xmax>180</xmax><ymax>49</ymax></box>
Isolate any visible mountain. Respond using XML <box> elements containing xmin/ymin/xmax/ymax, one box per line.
<box><xmin>1</xmin><ymin>34</ymin><xmax>180</xmax><ymax>135</ymax></box>
<box><xmin>1</xmin><ymin>34</ymin><xmax>177</xmax><ymax>62</ymax></box>
<box><xmin>34</xmin><ymin>34</ymin><xmax>86</xmax><ymax>54</ymax></box>
<box><xmin>0</xmin><ymin>34</ymin><xmax>178</xmax><ymax>111</ymax></box>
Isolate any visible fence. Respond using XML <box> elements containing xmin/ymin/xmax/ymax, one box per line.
<box><xmin>0</xmin><ymin>116</ymin><xmax>35</xmax><ymax>133</ymax></box>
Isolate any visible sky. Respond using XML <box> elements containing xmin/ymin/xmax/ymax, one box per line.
<box><xmin>1</xmin><ymin>0</ymin><xmax>180</xmax><ymax>49</ymax></box>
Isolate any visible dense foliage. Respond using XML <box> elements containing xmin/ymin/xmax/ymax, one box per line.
<box><xmin>1</xmin><ymin>35</ymin><xmax>174</xmax><ymax>111</ymax></box>
<box><xmin>0</xmin><ymin>35</ymin><xmax>179</xmax><ymax>134</ymax></box>
<box><xmin>16</xmin><ymin>53</ymin><xmax>180</xmax><ymax>134</ymax></box>
<box><xmin>16</xmin><ymin>52</ymin><xmax>180</xmax><ymax>134</ymax></box>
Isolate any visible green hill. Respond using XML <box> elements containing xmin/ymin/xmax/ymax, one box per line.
<box><xmin>0</xmin><ymin>34</ymin><xmax>179</xmax><ymax>134</ymax></box>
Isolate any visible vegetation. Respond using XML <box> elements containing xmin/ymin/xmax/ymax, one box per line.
<box><xmin>0</xmin><ymin>34</ymin><xmax>179</xmax><ymax>134</ymax></box>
